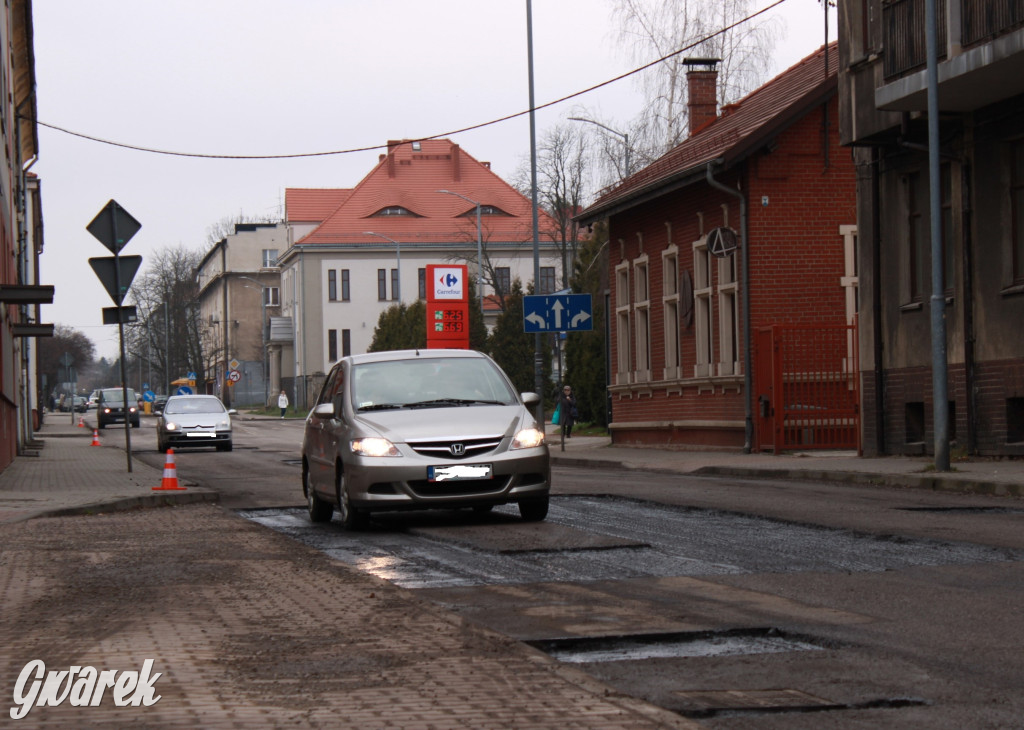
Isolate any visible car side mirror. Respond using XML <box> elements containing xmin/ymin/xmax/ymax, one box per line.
<box><xmin>521</xmin><ymin>392</ymin><xmax>540</xmax><ymax>406</ymax></box>
<box><xmin>313</xmin><ymin>402</ymin><xmax>335</xmax><ymax>419</ymax></box>
<box><xmin>227</xmin><ymin>409</ymin><xmax>237</xmax><ymax>415</ymax></box>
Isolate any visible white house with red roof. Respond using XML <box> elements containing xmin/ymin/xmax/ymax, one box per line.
<box><xmin>277</xmin><ymin>139</ymin><xmax>562</xmax><ymax>408</ymax></box>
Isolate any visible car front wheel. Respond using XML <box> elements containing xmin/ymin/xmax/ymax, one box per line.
<box><xmin>519</xmin><ymin>496</ymin><xmax>549</xmax><ymax>522</ymax></box>
<box><xmin>335</xmin><ymin>468</ymin><xmax>368</xmax><ymax>530</ymax></box>
<box><xmin>304</xmin><ymin>462</ymin><xmax>333</xmax><ymax>524</ymax></box>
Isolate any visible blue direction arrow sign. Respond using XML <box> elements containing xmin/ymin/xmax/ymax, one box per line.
<box><xmin>523</xmin><ymin>293</ymin><xmax>593</xmax><ymax>332</ymax></box>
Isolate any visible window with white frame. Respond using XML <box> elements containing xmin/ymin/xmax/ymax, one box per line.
<box><xmin>262</xmin><ymin>249</ymin><xmax>278</xmax><ymax>268</ymax></box>
<box><xmin>717</xmin><ymin>254</ymin><xmax>739</xmax><ymax>375</ymax></box>
<box><xmin>263</xmin><ymin>287</ymin><xmax>280</xmax><ymax>307</ymax></box>
<box><xmin>693</xmin><ymin>237</ymin><xmax>713</xmax><ymax>377</ymax></box>
<box><xmin>615</xmin><ymin>262</ymin><xmax>631</xmax><ymax>384</ymax></box>
<box><xmin>633</xmin><ymin>255</ymin><xmax>651</xmax><ymax>382</ymax></box>
<box><xmin>662</xmin><ymin>246</ymin><xmax>680</xmax><ymax>379</ymax></box>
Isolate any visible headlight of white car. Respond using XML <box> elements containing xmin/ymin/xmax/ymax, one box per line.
<box><xmin>350</xmin><ymin>437</ymin><xmax>400</xmax><ymax>457</ymax></box>
<box><xmin>165</xmin><ymin>422</ymin><xmax>178</xmax><ymax>431</ymax></box>
<box><xmin>218</xmin><ymin>419</ymin><xmax>230</xmax><ymax>429</ymax></box>
<box><xmin>511</xmin><ymin>427</ymin><xmax>545</xmax><ymax>450</ymax></box>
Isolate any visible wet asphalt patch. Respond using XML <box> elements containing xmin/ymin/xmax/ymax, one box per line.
<box><xmin>239</xmin><ymin>495</ymin><xmax>1023</xmax><ymax>590</ymax></box>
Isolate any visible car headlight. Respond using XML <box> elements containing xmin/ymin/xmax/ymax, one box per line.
<box><xmin>218</xmin><ymin>420</ymin><xmax>230</xmax><ymax>429</ymax></box>
<box><xmin>350</xmin><ymin>437</ymin><xmax>400</xmax><ymax>457</ymax></box>
<box><xmin>511</xmin><ymin>427</ymin><xmax>545</xmax><ymax>450</ymax></box>
<box><xmin>103</xmin><ymin>408</ymin><xmax>111</xmax><ymax>414</ymax></box>
<box><xmin>165</xmin><ymin>422</ymin><xmax>178</xmax><ymax>431</ymax></box>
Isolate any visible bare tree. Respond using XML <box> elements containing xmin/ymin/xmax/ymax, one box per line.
<box><xmin>612</xmin><ymin>0</ymin><xmax>780</xmax><ymax>157</ymax></box>
<box><xmin>125</xmin><ymin>245</ymin><xmax>215</xmax><ymax>394</ymax></box>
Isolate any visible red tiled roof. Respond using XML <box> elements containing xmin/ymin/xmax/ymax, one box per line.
<box><xmin>285</xmin><ymin>188</ymin><xmax>353</xmax><ymax>223</ymax></box>
<box><xmin>579</xmin><ymin>42</ymin><xmax>839</xmax><ymax>222</ymax></box>
<box><xmin>295</xmin><ymin>139</ymin><xmax>556</xmax><ymax>245</ymax></box>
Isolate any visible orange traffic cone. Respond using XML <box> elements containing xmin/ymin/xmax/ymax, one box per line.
<box><xmin>90</xmin><ymin>430</ymin><xmax>101</xmax><ymax>447</ymax></box>
<box><xmin>153</xmin><ymin>449</ymin><xmax>186</xmax><ymax>491</ymax></box>
<box><xmin>78</xmin><ymin>417</ymin><xmax>85</xmax><ymax>428</ymax></box>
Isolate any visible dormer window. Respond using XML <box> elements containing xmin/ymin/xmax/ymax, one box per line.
<box><xmin>373</xmin><ymin>206</ymin><xmax>420</xmax><ymax>217</ymax></box>
<box><xmin>460</xmin><ymin>205</ymin><xmax>510</xmax><ymax>217</ymax></box>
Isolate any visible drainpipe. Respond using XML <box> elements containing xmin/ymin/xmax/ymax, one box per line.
<box><xmin>706</xmin><ymin>160</ymin><xmax>752</xmax><ymax>453</ymax></box>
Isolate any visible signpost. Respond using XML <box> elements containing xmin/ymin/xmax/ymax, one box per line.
<box><xmin>522</xmin><ymin>293</ymin><xmax>593</xmax><ymax>333</ymax></box>
<box><xmin>88</xmin><ymin>200</ymin><xmax>142</xmax><ymax>473</ymax></box>
<box><xmin>426</xmin><ymin>264</ymin><xmax>470</xmax><ymax>349</ymax></box>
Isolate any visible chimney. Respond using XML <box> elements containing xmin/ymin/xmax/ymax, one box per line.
<box><xmin>451</xmin><ymin>143</ymin><xmax>461</xmax><ymax>182</ymax></box>
<box><xmin>386</xmin><ymin>140</ymin><xmax>401</xmax><ymax>178</ymax></box>
<box><xmin>685</xmin><ymin>58</ymin><xmax>720</xmax><ymax>136</ymax></box>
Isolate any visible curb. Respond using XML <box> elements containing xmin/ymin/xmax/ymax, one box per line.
<box><xmin>550</xmin><ymin>454</ymin><xmax>1024</xmax><ymax>498</ymax></box>
<box><xmin>38</xmin><ymin>490</ymin><xmax>220</xmax><ymax>520</ymax></box>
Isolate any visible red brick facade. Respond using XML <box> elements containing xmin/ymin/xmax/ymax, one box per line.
<box><xmin>582</xmin><ymin>45</ymin><xmax>857</xmax><ymax>450</ymax></box>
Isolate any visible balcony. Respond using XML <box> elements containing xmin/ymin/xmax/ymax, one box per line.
<box><xmin>962</xmin><ymin>0</ymin><xmax>1024</xmax><ymax>47</ymax></box>
<box><xmin>877</xmin><ymin>0</ymin><xmax>1024</xmax><ymax>111</ymax></box>
<box><xmin>883</xmin><ymin>0</ymin><xmax>948</xmax><ymax>79</ymax></box>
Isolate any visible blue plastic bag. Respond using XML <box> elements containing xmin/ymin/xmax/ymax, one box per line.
<box><xmin>552</xmin><ymin>406</ymin><xmax>561</xmax><ymax>426</ymax></box>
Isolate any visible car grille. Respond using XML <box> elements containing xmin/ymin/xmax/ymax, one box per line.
<box><xmin>409</xmin><ymin>475</ymin><xmax>513</xmax><ymax>497</ymax></box>
<box><xmin>407</xmin><ymin>436</ymin><xmax>502</xmax><ymax>460</ymax></box>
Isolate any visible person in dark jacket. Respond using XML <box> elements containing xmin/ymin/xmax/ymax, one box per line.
<box><xmin>557</xmin><ymin>384</ymin><xmax>577</xmax><ymax>438</ymax></box>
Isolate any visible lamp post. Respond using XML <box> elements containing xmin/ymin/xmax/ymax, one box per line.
<box><xmin>436</xmin><ymin>190</ymin><xmax>484</xmax><ymax>314</ymax></box>
<box><xmin>363</xmin><ymin>231</ymin><xmax>401</xmax><ymax>302</ymax></box>
<box><xmin>568</xmin><ymin>116</ymin><xmax>630</xmax><ymax>178</ymax></box>
<box><xmin>239</xmin><ymin>276</ymin><xmax>269</xmax><ymax>407</ymax></box>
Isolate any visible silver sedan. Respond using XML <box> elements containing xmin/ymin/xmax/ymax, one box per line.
<box><xmin>156</xmin><ymin>395</ymin><xmax>235</xmax><ymax>452</ymax></box>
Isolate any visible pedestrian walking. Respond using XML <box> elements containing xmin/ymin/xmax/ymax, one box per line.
<box><xmin>278</xmin><ymin>389</ymin><xmax>289</xmax><ymax>419</ymax></box>
<box><xmin>557</xmin><ymin>384</ymin><xmax>577</xmax><ymax>438</ymax></box>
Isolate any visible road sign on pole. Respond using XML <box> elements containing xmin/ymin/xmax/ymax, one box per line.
<box><xmin>90</xmin><ymin>256</ymin><xmax>142</xmax><ymax>306</ymax></box>
<box><xmin>523</xmin><ymin>293</ymin><xmax>593</xmax><ymax>333</ymax></box>
<box><xmin>87</xmin><ymin>199</ymin><xmax>142</xmax><ymax>474</ymax></box>
<box><xmin>87</xmin><ymin>200</ymin><xmax>142</xmax><ymax>254</ymax></box>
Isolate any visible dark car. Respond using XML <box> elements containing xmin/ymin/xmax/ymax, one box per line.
<box><xmin>152</xmin><ymin>394</ymin><xmax>169</xmax><ymax>414</ymax></box>
<box><xmin>97</xmin><ymin>387</ymin><xmax>140</xmax><ymax>429</ymax></box>
<box><xmin>59</xmin><ymin>395</ymin><xmax>88</xmax><ymax>413</ymax></box>
<box><xmin>301</xmin><ymin>349</ymin><xmax>550</xmax><ymax>529</ymax></box>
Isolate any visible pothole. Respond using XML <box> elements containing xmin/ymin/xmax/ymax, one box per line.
<box><xmin>528</xmin><ymin>627</ymin><xmax>827</xmax><ymax>664</ymax></box>
<box><xmin>673</xmin><ymin>689</ymin><xmax>928</xmax><ymax>718</ymax></box>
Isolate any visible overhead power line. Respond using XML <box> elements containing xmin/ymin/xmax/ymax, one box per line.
<box><xmin>28</xmin><ymin>0</ymin><xmax>787</xmax><ymax>161</ymax></box>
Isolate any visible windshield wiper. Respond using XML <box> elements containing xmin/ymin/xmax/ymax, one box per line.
<box><xmin>357</xmin><ymin>403</ymin><xmax>404</xmax><ymax>412</ymax></box>
<box><xmin>406</xmin><ymin>398</ymin><xmax>507</xmax><ymax>408</ymax></box>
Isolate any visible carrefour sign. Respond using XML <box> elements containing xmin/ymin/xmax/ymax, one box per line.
<box><xmin>430</xmin><ymin>266</ymin><xmax>466</xmax><ymax>300</ymax></box>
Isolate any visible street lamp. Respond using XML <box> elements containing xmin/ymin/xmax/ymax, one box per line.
<box><xmin>363</xmin><ymin>231</ymin><xmax>401</xmax><ymax>302</ymax></box>
<box><xmin>568</xmin><ymin>116</ymin><xmax>630</xmax><ymax>178</ymax></box>
<box><xmin>436</xmin><ymin>190</ymin><xmax>484</xmax><ymax>314</ymax></box>
<box><xmin>239</xmin><ymin>276</ymin><xmax>269</xmax><ymax>407</ymax></box>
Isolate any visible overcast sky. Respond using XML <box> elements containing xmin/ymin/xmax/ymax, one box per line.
<box><xmin>33</xmin><ymin>0</ymin><xmax>835</xmax><ymax>361</ymax></box>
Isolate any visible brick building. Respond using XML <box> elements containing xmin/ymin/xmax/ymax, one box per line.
<box><xmin>578</xmin><ymin>44</ymin><xmax>858</xmax><ymax>451</ymax></box>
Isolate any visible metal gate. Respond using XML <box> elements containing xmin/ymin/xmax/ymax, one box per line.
<box><xmin>755</xmin><ymin>323</ymin><xmax>860</xmax><ymax>453</ymax></box>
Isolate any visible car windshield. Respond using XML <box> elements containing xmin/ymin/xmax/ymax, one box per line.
<box><xmin>102</xmin><ymin>389</ymin><xmax>136</xmax><ymax>404</ymax></box>
<box><xmin>165</xmin><ymin>397</ymin><xmax>226</xmax><ymax>415</ymax></box>
<box><xmin>353</xmin><ymin>357</ymin><xmax>516</xmax><ymax>411</ymax></box>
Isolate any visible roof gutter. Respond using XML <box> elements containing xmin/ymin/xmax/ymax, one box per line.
<box><xmin>705</xmin><ymin>159</ymin><xmax>753</xmax><ymax>453</ymax></box>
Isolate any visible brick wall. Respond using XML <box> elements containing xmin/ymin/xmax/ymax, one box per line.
<box><xmin>607</xmin><ymin>96</ymin><xmax>857</xmax><ymax>449</ymax></box>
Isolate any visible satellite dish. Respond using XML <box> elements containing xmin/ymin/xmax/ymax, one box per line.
<box><xmin>708</xmin><ymin>227</ymin><xmax>739</xmax><ymax>258</ymax></box>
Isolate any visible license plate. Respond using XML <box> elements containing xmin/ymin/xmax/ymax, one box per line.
<box><xmin>186</xmin><ymin>432</ymin><xmax>214</xmax><ymax>438</ymax></box>
<box><xmin>428</xmin><ymin>464</ymin><xmax>492</xmax><ymax>482</ymax></box>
